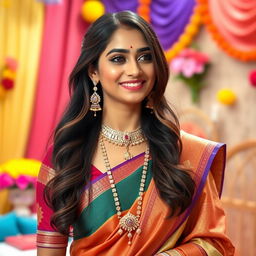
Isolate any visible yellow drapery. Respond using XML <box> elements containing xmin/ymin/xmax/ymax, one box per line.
<box><xmin>0</xmin><ymin>0</ymin><xmax>44</xmax><ymax>213</ymax></box>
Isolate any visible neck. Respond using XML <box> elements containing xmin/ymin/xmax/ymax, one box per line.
<box><xmin>102</xmin><ymin>103</ymin><xmax>141</xmax><ymax>132</ymax></box>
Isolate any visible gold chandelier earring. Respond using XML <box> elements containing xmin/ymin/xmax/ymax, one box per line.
<box><xmin>90</xmin><ymin>80</ymin><xmax>102</xmax><ymax>117</ymax></box>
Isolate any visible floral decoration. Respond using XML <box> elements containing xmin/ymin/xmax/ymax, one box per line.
<box><xmin>102</xmin><ymin>0</ymin><xmax>201</xmax><ymax>62</ymax></box>
<box><xmin>164</xmin><ymin>4</ymin><xmax>203</xmax><ymax>62</ymax></box>
<box><xmin>197</xmin><ymin>0</ymin><xmax>256</xmax><ymax>62</ymax></box>
<box><xmin>0</xmin><ymin>158</ymin><xmax>41</xmax><ymax>190</ymax></box>
<box><xmin>0</xmin><ymin>57</ymin><xmax>18</xmax><ymax>99</ymax></box>
<box><xmin>216</xmin><ymin>88</ymin><xmax>237</xmax><ymax>105</ymax></box>
<box><xmin>170</xmin><ymin>48</ymin><xmax>210</xmax><ymax>103</ymax></box>
<box><xmin>81</xmin><ymin>0</ymin><xmax>105</xmax><ymax>23</ymax></box>
<box><xmin>249</xmin><ymin>69</ymin><xmax>256</xmax><ymax>88</ymax></box>
<box><xmin>137</xmin><ymin>0</ymin><xmax>151</xmax><ymax>23</ymax></box>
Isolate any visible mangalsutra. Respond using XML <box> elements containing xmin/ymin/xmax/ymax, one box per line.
<box><xmin>99</xmin><ymin>134</ymin><xmax>150</xmax><ymax>245</ymax></box>
<box><xmin>101</xmin><ymin>124</ymin><xmax>145</xmax><ymax>160</ymax></box>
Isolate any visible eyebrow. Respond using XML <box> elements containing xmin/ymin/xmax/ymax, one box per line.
<box><xmin>106</xmin><ymin>47</ymin><xmax>151</xmax><ymax>56</ymax></box>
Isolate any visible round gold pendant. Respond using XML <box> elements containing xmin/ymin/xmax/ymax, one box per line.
<box><xmin>119</xmin><ymin>212</ymin><xmax>139</xmax><ymax>232</ymax></box>
<box><xmin>124</xmin><ymin>151</ymin><xmax>132</xmax><ymax>160</ymax></box>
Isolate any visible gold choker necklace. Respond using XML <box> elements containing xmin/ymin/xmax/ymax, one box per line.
<box><xmin>101</xmin><ymin>124</ymin><xmax>145</xmax><ymax>160</ymax></box>
<box><xmin>99</xmin><ymin>135</ymin><xmax>150</xmax><ymax>245</ymax></box>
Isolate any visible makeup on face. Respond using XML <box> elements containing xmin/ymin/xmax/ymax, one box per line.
<box><xmin>92</xmin><ymin>27</ymin><xmax>156</xmax><ymax>106</ymax></box>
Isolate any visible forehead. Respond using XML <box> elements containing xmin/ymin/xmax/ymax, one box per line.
<box><xmin>104</xmin><ymin>26</ymin><xmax>148</xmax><ymax>51</ymax></box>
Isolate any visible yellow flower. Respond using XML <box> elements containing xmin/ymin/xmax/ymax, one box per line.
<box><xmin>0</xmin><ymin>158</ymin><xmax>41</xmax><ymax>178</ymax></box>
<box><xmin>2</xmin><ymin>69</ymin><xmax>16</xmax><ymax>79</ymax></box>
<box><xmin>217</xmin><ymin>88</ymin><xmax>237</xmax><ymax>105</ymax></box>
<box><xmin>81</xmin><ymin>0</ymin><xmax>105</xmax><ymax>23</ymax></box>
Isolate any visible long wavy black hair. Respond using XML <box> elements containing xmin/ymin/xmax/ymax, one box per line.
<box><xmin>44</xmin><ymin>11</ymin><xmax>195</xmax><ymax>235</ymax></box>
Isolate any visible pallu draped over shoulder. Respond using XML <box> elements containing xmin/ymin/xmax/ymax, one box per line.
<box><xmin>36</xmin><ymin>131</ymin><xmax>235</xmax><ymax>255</ymax></box>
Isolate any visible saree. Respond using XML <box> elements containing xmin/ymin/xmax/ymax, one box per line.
<box><xmin>36</xmin><ymin>131</ymin><xmax>235</xmax><ymax>255</ymax></box>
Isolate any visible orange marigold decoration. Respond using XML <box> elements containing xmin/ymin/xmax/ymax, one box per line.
<box><xmin>137</xmin><ymin>0</ymin><xmax>151</xmax><ymax>23</ymax></box>
<box><xmin>197</xmin><ymin>0</ymin><xmax>256</xmax><ymax>62</ymax></box>
<box><xmin>137</xmin><ymin>0</ymin><xmax>202</xmax><ymax>62</ymax></box>
<box><xmin>165</xmin><ymin>5</ymin><xmax>202</xmax><ymax>62</ymax></box>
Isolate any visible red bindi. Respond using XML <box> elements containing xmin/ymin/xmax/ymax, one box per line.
<box><xmin>130</xmin><ymin>45</ymin><xmax>133</xmax><ymax>48</ymax></box>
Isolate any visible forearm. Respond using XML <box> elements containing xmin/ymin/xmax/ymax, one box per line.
<box><xmin>37</xmin><ymin>247</ymin><xmax>67</xmax><ymax>256</ymax></box>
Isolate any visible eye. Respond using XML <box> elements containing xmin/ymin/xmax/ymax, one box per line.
<box><xmin>138</xmin><ymin>53</ymin><xmax>152</xmax><ymax>62</ymax></box>
<box><xmin>109</xmin><ymin>55</ymin><xmax>126</xmax><ymax>64</ymax></box>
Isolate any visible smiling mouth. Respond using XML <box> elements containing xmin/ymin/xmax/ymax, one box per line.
<box><xmin>119</xmin><ymin>80</ymin><xmax>145</xmax><ymax>89</ymax></box>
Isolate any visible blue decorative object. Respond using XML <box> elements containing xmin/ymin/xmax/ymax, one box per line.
<box><xmin>0</xmin><ymin>212</ymin><xmax>19</xmax><ymax>241</ymax></box>
<box><xmin>16</xmin><ymin>215</ymin><xmax>37</xmax><ymax>235</ymax></box>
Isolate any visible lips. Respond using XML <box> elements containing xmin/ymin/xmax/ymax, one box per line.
<box><xmin>119</xmin><ymin>80</ymin><xmax>145</xmax><ymax>90</ymax></box>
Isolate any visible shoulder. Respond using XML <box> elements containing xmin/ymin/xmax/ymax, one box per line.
<box><xmin>180</xmin><ymin>130</ymin><xmax>223</xmax><ymax>150</ymax></box>
<box><xmin>180</xmin><ymin>130</ymin><xmax>226</xmax><ymax>162</ymax></box>
<box><xmin>37</xmin><ymin>144</ymin><xmax>55</xmax><ymax>185</ymax></box>
<box><xmin>41</xmin><ymin>144</ymin><xmax>54</xmax><ymax>168</ymax></box>
<box><xmin>180</xmin><ymin>131</ymin><xmax>226</xmax><ymax>196</ymax></box>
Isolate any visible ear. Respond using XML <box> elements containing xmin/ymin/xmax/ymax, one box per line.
<box><xmin>88</xmin><ymin>65</ymin><xmax>99</xmax><ymax>84</ymax></box>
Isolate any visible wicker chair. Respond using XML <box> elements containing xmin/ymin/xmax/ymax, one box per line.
<box><xmin>222</xmin><ymin>140</ymin><xmax>256</xmax><ymax>256</ymax></box>
<box><xmin>179</xmin><ymin>106</ymin><xmax>219</xmax><ymax>141</ymax></box>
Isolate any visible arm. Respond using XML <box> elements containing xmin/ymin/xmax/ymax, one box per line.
<box><xmin>37</xmin><ymin>247</ymin><xmax>67</xmax><ymax>256</ymax></box>
<box><xmin>36</xmin><ymin>148</ymin><xmax>69</xmax><ymax>255</ymax></box>
<box><xmin>157</xmin><ymin>171</ymin><xmax>235</xmax><ymax>256</ymax></box>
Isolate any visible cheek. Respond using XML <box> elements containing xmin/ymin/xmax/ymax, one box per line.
<box><xmin>149</xmin><ymin>66</ymin><xmax>156</xmax><ymax>79</ymax></box>
<box><xmin>100</xmin><ymin>66</ymin><xmax>122</xmax><ymax>83</ymax></box>
<box><xmin>146</xmin><ymin>67</ymin><xmax>156</xmax><ymax>87</ymax></box>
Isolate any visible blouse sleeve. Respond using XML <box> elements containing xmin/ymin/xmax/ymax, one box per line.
<box><xmin>36</xmin><ymin>146</ymin><xmax>69</xmax><ymax>249</ymax></box>
<box><xmin>157</xmin><ymin>171</ymin><xmax>235</xmax><ymax>256</ymax></box>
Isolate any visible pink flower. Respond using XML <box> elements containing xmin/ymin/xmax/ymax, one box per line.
<box><xmin>170</xmin><ymin>48</ymin><xmax>209</xmax><ymax>77</ymax></box>
<box><xmin>0</xmin><ymin>173</ymin><xmax>14</xmax><ymax>189</ymax></box>
<box><xmin>179</xmin><ymin>48</ymin><xmax>209</xmax><ymax>64</ymax></box>
<box><xmin>249</xmin><ymin>70</ymin><xmax>256</xmax><ymax>87</ymax></box>
<box><xmin>170</xmin><ymin>57</ymin><xmax>185</xmax><ymax>73</ymax></box>
<box><xmin>6</xmin><ymin>57</ymin><xmax>18</xmax><ymax>71</ymax></box>
<box><xmin>15</xmin><ymin>175</ymin><xmax>33</xmax><ymax>190</ymax></box>
<box><xmin>194</xmin><ymin>52</ymin><xmax>209</xmax><ymax>64</ymax></box>
<box><xmin>181</xmin><ymin>58</ymin><xmax>205</xmax><ymax>77</ymax></box>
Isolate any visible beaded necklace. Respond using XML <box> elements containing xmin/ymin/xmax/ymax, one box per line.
<box><xmin>99</xmin><ymin>134</ymin><xmax>150</xmax><ymax>245</ymax></box>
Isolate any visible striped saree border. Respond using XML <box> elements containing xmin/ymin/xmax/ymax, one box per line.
<box><xmin>192</xmin><ymin>238</ymin><xmax>223</xmax><ymax>256</ymax></box>
<box><xmin>153</xmin><ymin>141</ymin><xmax>224</xmax><ymax>255</ymax></box>
<box><xmin>73</xmin><ymin>161</ymin><xmax>153</xmax><ymax>239</ymax></box>
<box><xmin>158</xmin><ymin>252</ymin><xmax>179</xmax><ymax>256</ymax></box>
<box><xmin>158</xmin><ymin>243</ymin><xmax>207</xmax><ymax>256</ymax></box>
<box><xmin>37</xmin><ymin>229</ymin><xmax>68</xmax><ymax>249</ymax></box>
<box><xmin>89</xmin><ymin>152</ymin><xmax>145</xmax><ymax>186</ymax></box>
<box><xmin>38</xmin><ymin>163</ymin><xmax>55</xmax><ymax>185</ymax></box>
<box><xmin>171</xmin><ymin>143</ymin><xmax>223</xmax><ymax>234</ymax></box>
<box><xmin>79</xmin><ymin>153</ymin><xmax>150</xmax><ymax>213</ymax></box>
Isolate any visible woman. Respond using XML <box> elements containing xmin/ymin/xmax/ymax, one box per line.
<box><xmin>36</xmin><ymin>11</ymin><xmax>234</xmax><ymax>256</ymax></box>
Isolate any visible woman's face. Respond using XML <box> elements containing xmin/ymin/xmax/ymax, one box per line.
<box><xmin>90</xmin><ymin>26</ymin><xmax>155</xmax><ymax>108</ymax></box>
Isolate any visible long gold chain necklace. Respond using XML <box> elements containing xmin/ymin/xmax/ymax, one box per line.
<box><xmin>101</xmin><ymin>124</ymin><xmax>145</xmax><ymax>160</ymax></box>
<box><xmin>99</xmin><ymin>134</ymin><xmax>150</xmax><ymax>245</ymax></box>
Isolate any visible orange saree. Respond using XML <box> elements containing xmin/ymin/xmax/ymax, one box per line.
<box><xmin>36</xmin><ymin>131</ymin><xmax>235</xmax><ymax>255</ymax></box>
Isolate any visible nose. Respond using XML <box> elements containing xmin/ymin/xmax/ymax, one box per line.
<box><xmin>126</xmin><ymin>59</ymin><xmax>141</xmax><ymax>77</ymax></box>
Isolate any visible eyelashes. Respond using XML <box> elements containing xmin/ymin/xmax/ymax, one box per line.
<box><xmin>110</xmin><ymin>55</ymin><xmax>126</xmax><ymax>63</ymax></box>
<box><xmin>109</xmin><ymin>53</ymin><xmax>152</xmax><ymax>64</ymax></box>
<box><xmin>138</xmin><ymin>53</ymin><xmax>152</xmax><ymax>62</ymax></box>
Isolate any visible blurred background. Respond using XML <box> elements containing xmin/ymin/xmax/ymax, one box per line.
<box><xmin>0</xmin><ymin>0</ymin><xmax>255</xmax><ymax>255</ymax></box>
